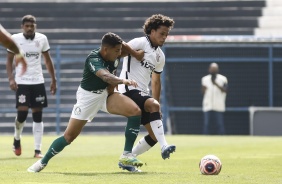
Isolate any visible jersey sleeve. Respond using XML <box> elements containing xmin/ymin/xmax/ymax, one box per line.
<box><xmin>127</xmin><ymin>37</ymin><xmax>145</xmax><ymax>50</ymax></box>
<box><xmin>87</xmin><ymin>57</ymin><xmax>106</xmax><ymax>75</ymax></box>
<box><xmin>201</xmin><ymin>76</ymin><xmax>206</xmax><ymax>86</ymax></box>
<box><xmin>42</xmin><ymin>35</ymin><xmax>50</xmax><ymax>52</ymax></box>
<box><xmin>154</xmin><ymin>52</ymin><xmax>165</xmax><ymax>73</ymax></box>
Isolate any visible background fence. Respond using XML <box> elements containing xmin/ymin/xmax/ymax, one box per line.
<box><xmin>162</xmin><ymin>41</ymin><xmax>282</xmax><ymax>135</ymax></box>
<box><xmin>0</xmin><ymin>41</ymin><xmax>281</xmax><ymax>135</ymax></box>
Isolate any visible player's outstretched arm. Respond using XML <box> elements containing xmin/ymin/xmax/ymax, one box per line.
<box><xmin>1</xmin><ymin>25</ymin><xmax>27</xmax><ymax>75</ymax></box>
<box><xmin>96</xmin><ymin>68</ymin><xmax>137</xmax><ymax>87</ymax></box>
<box><xmin>120</xmin><ymin>42</ymin><xmax>144</xmax><ymax>61</ymax></box>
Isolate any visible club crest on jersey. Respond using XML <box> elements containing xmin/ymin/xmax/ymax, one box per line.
<box><xmin>18</xmin><ymin>94</ymin><xmax>26</xmax><ymax>103</ymax></box>
<box><xmin>114</xmin><ymin>59</ymin><xmax>119</xmax><ymax>67</ymax></box>
<box><xmin>35</xmin><ymin>40</ymin><xmax>40</xmax><ymax>47</ymax></box>
<box><xmin>156</xmin><ymin>53</ymin><xmax>160</xmax><ymax>63</ymax></box>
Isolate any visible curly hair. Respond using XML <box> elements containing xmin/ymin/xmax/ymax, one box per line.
<box><xmin>143</xmin><ymin>14</ymin><xmax>175</xmax><ymax>35</ymax></box>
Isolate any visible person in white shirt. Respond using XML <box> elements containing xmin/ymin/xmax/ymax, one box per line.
<box><xmin>6</xmin><ymin>15</ymin><xmax>57</xmax><ymax>158</ymax></box>
<box><xmin>201</xmin><ymin>63</ymin><xmax>228</xmax><ymax>135</ymax></box>
<box><xmin>117</xmin><ymin>14</ymin><xmax>175</xmax><ymax>172</ymax></box>
<box><xmin>0</xmin><ymin>24</ymin><xmax>27</xmax><ymax>74</ymax></box>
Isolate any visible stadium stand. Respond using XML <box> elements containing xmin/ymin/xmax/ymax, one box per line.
<box><xmin>2</xmin><ymin>0</ymin><xmax>280</xmax><ymax>135</ymax></box>
<box><xmin>0</xmin><ymin>0</ymin><xmax>266</xmax><ymax>44</ymax></box>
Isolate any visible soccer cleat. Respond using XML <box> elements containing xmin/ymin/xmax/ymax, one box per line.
<box><xmin>34</xmin><ymin>150</ymin><xmax>44</xmax><ymax>158</ymax></box>
<box><xmin>13</xmin><ymin>138</ymin><xmax>22</xmax><ymax>156</ymax></box>
<box><xmin>161</xmin><ymin>145</ymin><xmax>176</xmax><ymax>160</ymax></box>
<box><xmin>27</xmin><ymin>159</ymin><xmax>46</xmax><ymax>173</ymax></box>
<box><xmin>119</xmin><ymin>153</ymin><xmax>143</xmax><ymax>167</ymax></box>
<box><xmin>118</xmin><ymin>162</ymin><xmax>142</xmax><ymax>172</ymax></box>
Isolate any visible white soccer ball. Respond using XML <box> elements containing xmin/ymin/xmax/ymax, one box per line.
<box><xmin>199</xmin><ymin>154</ymin><xmax>222</xmax><ymax>175</ymax></box>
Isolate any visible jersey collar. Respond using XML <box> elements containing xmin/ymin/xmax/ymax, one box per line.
<box><xmin>146</xmin><ymin>35</ymin><xmax>158</xmax><ymax>50</ymax></box>
<box><xmin>23</xmin><ymin>33</ymin><xmax>35</xmax><ymax>40</ymax></box>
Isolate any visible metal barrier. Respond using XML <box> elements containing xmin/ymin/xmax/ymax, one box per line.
<box><xmin>161</xmin><ymin>43</ymin><xmax>282</xmax><ymax>134</ymax></box>
<box><xmin>1</xmin><ymin>42</ymin><xmax>281</xmax><ymax>135</ymax></box>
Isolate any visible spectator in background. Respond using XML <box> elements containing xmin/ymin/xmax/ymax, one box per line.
<box><xmin>201</xmin><ymin>63</ymin><xmax>228</xmax><ymax>135</ymax></box>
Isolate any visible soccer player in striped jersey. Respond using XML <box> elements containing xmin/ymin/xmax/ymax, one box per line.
<box><xmin>117</xmin><ymin>14</ymin><xmax>176</xmax><ymax>172</ymax></box>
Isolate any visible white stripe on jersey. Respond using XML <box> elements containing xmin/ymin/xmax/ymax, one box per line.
<box><xmin>118</xmin><ymin>36</ymin><xmax>165</xmax><ymax>94</ymax></box>
<box><xmin>8</xmin><ymin>32</ymin><xmax>50</xmax><ymax>84</ymax></box>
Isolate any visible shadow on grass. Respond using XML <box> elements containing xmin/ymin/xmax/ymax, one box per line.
<box><xmin>0</xmin><ymin>157</ymin><xmax>35</xmax><ymax>160</ymax></box>
<box><xmin>43</xmin><ymin>171</ymin><xmax>168</xmax><ymax>176</ymax></box>
<box><xmin>55</xmin><ymin>172</ymin><xmax>151</xmax><ymax>176</ymax></box>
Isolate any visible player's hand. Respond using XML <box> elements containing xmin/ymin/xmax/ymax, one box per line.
<box><xmin>50</xmin><ymin>80</ymin><xmax>57</xmax><ymax>95</ymax></box>
<box><xmin>15</xmin><ymin>54</ymin><xmax>27</xmax><ymax>76</ymax></box>
<box><xmin>123</xmin><ymin>79</ymin><xmax>138</xmax><ymax>88</ymax></box>
<box><xmin>134</xmin><ymin>50</ymin><xmax>145</xmax><ymax>61</ymax></box>
<box><xmin>9</xmin><ymin>78</ymin><xmax>18</xmax><ymax>91</ymax></box>
<box><xmin>107</xmin><ymin>84</ymin><xmax>116</xmax><ymax>95</ymax></box>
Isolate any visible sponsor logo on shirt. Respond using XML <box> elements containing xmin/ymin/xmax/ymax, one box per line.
<box><xmin>25</xmin><ymin>52</ymin><xmax>40</xmax><ymax>59</ymax></box>
<box><xmin>140</xmin><ymin>60</ymin><xmax>155</xmax><ymax>72</ymax></box>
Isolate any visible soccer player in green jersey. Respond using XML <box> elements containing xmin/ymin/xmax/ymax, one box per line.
<box><xmin>27</xmin><ymin>32</ymin><xmax>144</xmax><ymax>172</ymax></box>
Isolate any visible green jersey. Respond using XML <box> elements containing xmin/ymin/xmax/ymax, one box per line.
<box><xmin>80</xmin><ymin>48</ymin><xmax>119</xmax><ymax>92</ymax></box>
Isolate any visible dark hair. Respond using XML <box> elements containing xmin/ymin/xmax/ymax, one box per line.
<box><xmin>101</xmin><ymin>32</ymin><xmax>123</xmax><ymax>47</ymax></box>
<box><xmin>143</xmin><ymin>14</ymin><xmax>175</xmax><ymax>35</ymax></box>
<box><xmin>22</xmin><ymin>15</ymin><xmax>36</xmax><ymax>25</ymax></box>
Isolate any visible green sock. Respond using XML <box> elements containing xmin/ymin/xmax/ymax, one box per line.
<box><xmin>41</xmin><ymin>136</ymin><xmax>69</xmax><ymax>165</ymax></box>
<box><xmin>124</xmin><ymin>116</ymin><xmax>141</xmax><ymax>152</ymax></box>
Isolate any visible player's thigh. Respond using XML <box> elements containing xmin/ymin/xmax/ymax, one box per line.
<box><xmin>29</xmin><ymin>83</ymin><xmax>48</xmax><ymax>108</ymax></box>
<box><xmin>64</xmin><ymin>118</ymin><xmax>88</xmax><ymax>143</ymax></box>
<box><xmin>71</xmin><ymin>87</ymin><xmax>107</xmax><ymax>122</ymax></box>
<box><xmin>106</xmin><ymin>92</ymin><xmax>141</xmax><ymax>117</ymax></box>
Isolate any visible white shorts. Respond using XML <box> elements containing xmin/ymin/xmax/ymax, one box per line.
<box><xmin>71</xmin><ymin>86</ymin><xmax>109</xmax><ymax>121</ymax></box>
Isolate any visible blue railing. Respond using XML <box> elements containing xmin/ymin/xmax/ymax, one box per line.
<box><xmin>1</xmin><ymin>43</ymin><xmax>281</xmax><ymax>134</ymax></box>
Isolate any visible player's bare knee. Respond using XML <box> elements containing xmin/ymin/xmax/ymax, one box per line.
<box><xmin>131</xmin><ymin>106</ymin><xmax>141</xmax><ymax>116</ymax></box>
<box><xmin>145</xmin><ymin>98</ymin><xmax>160</xmax><ymax>112</ymax></box>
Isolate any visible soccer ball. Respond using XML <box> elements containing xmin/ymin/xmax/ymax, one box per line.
<box><xmin>199</xmin><ymin>155</ymin><xmax>222</xmax><ymax>175</ymax></box>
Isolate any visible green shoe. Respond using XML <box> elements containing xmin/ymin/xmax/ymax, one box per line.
<box><xmin>119</xmin><ymin>153</ymin><xmax>143</xmax><ymax>167</ymax></box>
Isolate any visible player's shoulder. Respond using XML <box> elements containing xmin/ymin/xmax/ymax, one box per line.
<box><xmin>218</xmin><ymin>74</ymin><xmax>227</xmax><ymax>80</ymax></box>
<box><xmin>35</xmin><ymin>32</ymin><xmax>48</xmax><ymax>39</ymax></box>
<box><xmin>132</xmin><ymin>36</ymin><xmax>147</xmax><ymax>42</ymax></box>
<box><xmin>202</xmin><ymin>75</ymin><xmax>210</xmax><ymax>80</ymax></box>
<box><xmin>129</xmin><ymin>36</ymin><xmax>147</xmax><ymax>46</ymax></box>
<box><xmin>11</xmin><ymin>33</ymin><xmax>23</xmax><ymax>39</ymax></box>
<box><xmin>87</xmin><ymin>49</ymin><xmax>103</xmax><ymax>62</ymax></box>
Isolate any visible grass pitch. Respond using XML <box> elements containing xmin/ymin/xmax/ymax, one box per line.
<box><xmin>0</xmin><ymin>134</ymin><xmax>282</xmax><ymax>184</ymax></box>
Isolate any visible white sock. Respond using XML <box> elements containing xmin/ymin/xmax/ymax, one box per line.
<box><xmin>132</xmin><ymin>137</ymin><xmax>152</xmax><ymax>156</ymax></box>
<box><xmin>150</xmin><ymin>120</ymin><xmax>168</xmax><ymax>150</ymax></box>
<box><xmin>33</xmin><ymin>122</ymin><xmax>44</xmax><ymax>151</ymax></box>
<box><xmin>14</xmin><ymin>118</ymin><xmax>25</xmax><ymax>140</ymax></box>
